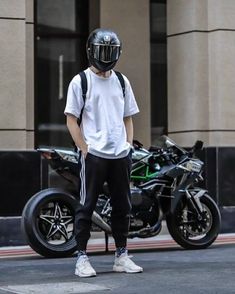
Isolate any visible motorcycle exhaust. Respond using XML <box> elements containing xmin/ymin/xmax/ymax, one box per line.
<box><xmin>91</xmin><ymin>210</ymin><xmax>162</xmax><ymax>239</ymax></box>
<box><xmin>91</xmin><ymin>211</ymin><xmax>112</xmax><ymax>234</ymax></box>
<box><xmin>128</xmin><ymin>207</ymin><xmax>164</xmax><ymax>239</ymax></box>
<box><xmin>128</xmin><ymin>221</ymin><xmax>162</xmax><ymax>239</ymax></box>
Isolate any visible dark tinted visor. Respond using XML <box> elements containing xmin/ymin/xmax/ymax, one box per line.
<box><xmin>90</xmin><ymin>44</ymin><xmax>121</xmax><ymax>63</ymax></box>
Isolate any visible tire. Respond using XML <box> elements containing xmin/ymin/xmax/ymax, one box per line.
<box><xmin>21</xmin><ymin>188</ymin><xmax>78</xmax><ymax>258</ymax></box>
<box><xmin>166</xmin><ymin>193</ymin><xmax>221</xmax><ymax>249</ymax></box>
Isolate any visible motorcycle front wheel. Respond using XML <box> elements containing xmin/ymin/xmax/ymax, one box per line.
<box><xmin>166</xmin><ymin>193</ymin><xmax>221</xmax><ymax>249</ymax></box>
<box><xmin>21</xmin><ymin>188</ymin><xmax>77</xmax><ymax>258</ymax></box>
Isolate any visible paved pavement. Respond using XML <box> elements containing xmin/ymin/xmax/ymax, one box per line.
<box><xmin>1</xmin><ymin>233</ymin><xmax>235</xmax><ymax>294</ymax></box>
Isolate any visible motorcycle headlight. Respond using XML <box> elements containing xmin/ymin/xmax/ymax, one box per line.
<box><xmin>185</xmin><ymin>160</ymin><xmax>202</xmax><ymax>173</ymax></box>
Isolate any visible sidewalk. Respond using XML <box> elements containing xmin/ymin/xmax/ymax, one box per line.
<box><xmin>1</xmin><ymin>222</ymin><xmax>235</xmax><ymax>258</ymax></box>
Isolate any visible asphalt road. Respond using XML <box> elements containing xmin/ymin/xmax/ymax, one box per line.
<box><xmin>1</xmin><ymin>243</ymin><xmax>235</xmax><ymax>294</ymax></box>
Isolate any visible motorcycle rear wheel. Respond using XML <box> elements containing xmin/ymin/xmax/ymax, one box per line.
<box><xmin>166</xmin><ymin>194</ymin><xmax>221</xmax><ymax>249</ymax></box>
<box><xmin>21</xmin><ymin>188</ymin><xmax>77</xmax><ymax>258</ymax></box>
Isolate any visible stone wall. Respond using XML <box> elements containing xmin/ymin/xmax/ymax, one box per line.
<box><xmin>167</xmin><ymin>0</ymin><xmax>235</xmax><ymax>147</ymax></box>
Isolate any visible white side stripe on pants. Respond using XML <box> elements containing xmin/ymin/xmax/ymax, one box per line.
<box><xmin>79</xmin><ymin>154</ymin><xmax>86</xmax><ymax>205</ymax></box>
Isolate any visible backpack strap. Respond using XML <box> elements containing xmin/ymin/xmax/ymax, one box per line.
<box><xmin>114</xmin><ymin>71</ymin><xmax>126</xmax><ymax>98</ymax></box>
<box><xmin>78</xmin><ymin>71</ymin><xmax>87</xmax><ymax>125</ymax></box>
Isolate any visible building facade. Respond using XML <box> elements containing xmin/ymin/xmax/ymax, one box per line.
<box><xmin>1</xmin><ymin>0</ymin><xmax>235</xmax><ymax>244</ymax></box>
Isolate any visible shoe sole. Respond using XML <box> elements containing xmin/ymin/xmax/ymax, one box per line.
<box><xmin>75</xmin><ymin>269</ymin><xmax>96</xmax><ymax>278</ymax></box>
<box><xmin>113</xmin><ymin>265</ymin><xmax>143</xmax><ymax>273</ymax></box>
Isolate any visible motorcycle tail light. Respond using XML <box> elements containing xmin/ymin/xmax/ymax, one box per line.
<box><xmin>42</xmin><ymin>152</ymin><xmax>53</xmax><ymax>160</ymax></box>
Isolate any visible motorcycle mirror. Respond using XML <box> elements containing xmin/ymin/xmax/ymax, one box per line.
<box><xmin>193</xmin><ymin>140</ymin><xmax>204</xmax><ymax>151</ymax></box>
<box><xmin>133</xmin><ymin>140</ymin><xmax>143</xmax><ymax>149</ymax></box>
<box><xmin>165</xmin><ymin>139</ymin><xmax>175</xmax><ymax>148</ymax></box>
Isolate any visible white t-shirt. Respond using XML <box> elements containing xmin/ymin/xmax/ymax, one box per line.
<box><xmin>64</xmin><ymin>68</ymin><xmax>139</xmax><ymax>159</ymax></box>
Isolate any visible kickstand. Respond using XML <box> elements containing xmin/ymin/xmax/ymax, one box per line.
<box><xmin>104</xmin><ymin>232</ymin><xmax>109</xmax><ymax>253</ymax></box>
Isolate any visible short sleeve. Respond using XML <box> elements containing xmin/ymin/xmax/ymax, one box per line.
<box><xmin>123</xmin><ymin>76</ymin><xmax>139</xmax><ymax>117</ymax></box>
<box><xmin>64</xmin><ymin>76</ymin><xmax>84</xmax><ymax>118</ymax></box>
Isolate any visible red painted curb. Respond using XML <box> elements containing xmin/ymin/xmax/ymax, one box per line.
<box><xmin>0</xmin><ymin>235</ymin><xmax>235</xmax><ymax>258</ymax></box>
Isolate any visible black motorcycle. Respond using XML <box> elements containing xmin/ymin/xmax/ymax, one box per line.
<box><xmin>21</xmin><ymin>136</ymin><xmax>221</xmax><ymax>257</ymax></box>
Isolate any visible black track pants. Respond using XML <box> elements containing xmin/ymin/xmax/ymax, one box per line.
<box><xmin>75</xmin><ymin>152</ymin><xmax>132</xmax><ymax>251</ymax></box>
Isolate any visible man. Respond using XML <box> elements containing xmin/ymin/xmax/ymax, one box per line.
<box><xmin>64</xmin><ymin>28</ymin><xmax>143</xmax><ymax>277</ymax></box>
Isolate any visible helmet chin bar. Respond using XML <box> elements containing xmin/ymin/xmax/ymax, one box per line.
<box><xmin>90</xmin><ymin>59</ymin><xmax>117</xmax><ymax>72</ymax></box>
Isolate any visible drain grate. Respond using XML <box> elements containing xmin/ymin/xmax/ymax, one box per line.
<box><xmin>0</xmin><ymin>282</ymin><xmax>110</xmax><ymax>294</ymax></box>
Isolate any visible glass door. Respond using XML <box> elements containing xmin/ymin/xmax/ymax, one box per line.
<box><xmin>150</xmin><ymin>0</ymin><xmax>167</xmax><ymax>144</ymax></box>
<box><xmin>35</xmin><ymin>0</ymin><xmax>89</xmax><ymax>147</ymax></box>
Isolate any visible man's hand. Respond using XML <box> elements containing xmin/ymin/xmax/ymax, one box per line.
<box><xmin>66</xmin><ymin>114</ymin><xmax>88</xmax><ymax>158</ymax></box>
<box><xmin>80</xmin><ymin>143</ymin><xmax>88</xmax><ymax>158</ymax></box>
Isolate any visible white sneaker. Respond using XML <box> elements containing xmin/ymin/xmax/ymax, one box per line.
<box><xmin>113</xmin><ymin>252</ymin><xmax>143</xmax><ymax>273</ymax></box>
<box><xmin>75</xmin><ymin>255</ymin><xmax>96</xmax><ymax>278</ymax></box>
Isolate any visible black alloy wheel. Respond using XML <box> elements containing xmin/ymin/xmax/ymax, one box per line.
<box><xmin>166</xmin><ymin>193</ymin><xmax>221</xmax><ymax>249</ymax></box>
<box><xmin>21</xmin><ymin>188</ymin><xmax>78</xmax><ymax>258</ymax></box>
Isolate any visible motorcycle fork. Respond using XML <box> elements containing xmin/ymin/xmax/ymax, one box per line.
<box><xmin>185</xmin><ymin>190</ymin><xmax>204</xmax><ymax>219</ymax></box>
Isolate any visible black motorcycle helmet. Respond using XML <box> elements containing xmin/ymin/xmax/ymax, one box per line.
<box><xmin>86</xmin><ymin>28</ymin><xmax>122</xmax><ymax>72</ymax></box>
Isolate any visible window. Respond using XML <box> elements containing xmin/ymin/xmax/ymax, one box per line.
<box><xmin>150</xmin><ymin>0</ymin><xmax>167</xmax><ymax>144</ymax></box>
<box><xmin>35</xmin><ymin>0</ymin><xmax>89</xmax><ymax>147</ymax></box>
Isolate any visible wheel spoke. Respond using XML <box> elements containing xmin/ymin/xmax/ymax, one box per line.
<box><xmin>58</xmin><ymin>224</ymin><xmax>70</xmax><ymax>240</ymax></box>
<box><xmin>179</xmin><ymin>220</ymin><xmax>196</xmax><ymax>225</ymax></box>
<box><xmin>62</xmin><ymin>217</ymin><xmax>74</xmax><ymax>226</ymax></box>
<box><xmin>54</xmin><ymin>202</ymin><xmax>63</xmax><ymax>219</ymax></box>
<box><xmin>39</xmin><ymin>215</ymin><xmax>55</xmax><ymax>225</ymax></box>
<box><xmin>46</xmin><ymin>225</ymin><xmax>59</xmax><ymax>239</ymax></box>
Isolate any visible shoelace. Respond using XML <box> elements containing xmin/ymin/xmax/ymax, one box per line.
<box><xmin>118</xmin><ymin>255</ymin><xmax>135</xmax><ymax>264</ymax></box>
<box><xmin>77</xmin><ymin>256</ymin><xmax>90</xmax><ymax>266</ymax></box>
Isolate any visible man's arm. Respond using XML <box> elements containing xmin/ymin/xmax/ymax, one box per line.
<box><xmin>66</xmin><ymin>114</ymin><xmax>88</xmax><ymax>157</ymax></box>
<box><xmin>124</xmin><ymin>116</ymin><xmax>134</xmax><ymax>146</ymax></box>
